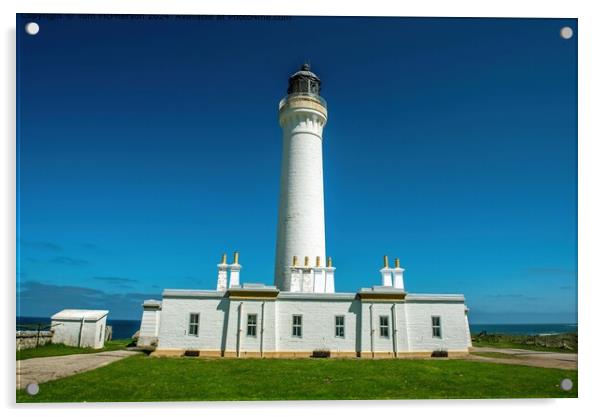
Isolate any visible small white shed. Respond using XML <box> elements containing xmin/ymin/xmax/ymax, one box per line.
<box><xmin>51</xmin><ymin>309</ymin><xmax>109</xmax><ymax>349</ymax></box>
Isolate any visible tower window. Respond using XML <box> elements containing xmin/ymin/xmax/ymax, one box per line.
<box><xmin>335</xmin><ymin>315</ymin><xmax>345</xmax><ymax>338</ymax></box>
<box><xmin>188</xmin><ymin>313</ymin><xmax>199</xmax><ymax>336</ymax></box>
<box><xmin>292</xmin><ymin>314</ymin><xmax>303</xmax><ymax>337</ymax></box>
<box><xmin>432</xmin><ymin>316</ymin><xmax>442</xmax><ymax>338</ymax></box>
<box><xmin>379</xmin><ymin>315</ymin><xmax>389</xmax><ymax>338</ymax></box>
<box><xmin>247</xmin><ymin>314</ymin><xmax>257</xmax><ymax>337</ymax></box>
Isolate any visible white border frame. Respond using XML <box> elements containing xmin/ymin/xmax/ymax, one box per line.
<box><xmin>3</xmin><ymin>1</ymin><xmax>600</xmax><ymax>416</ymax></box>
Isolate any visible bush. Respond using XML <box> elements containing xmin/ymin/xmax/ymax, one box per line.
<box><xmin>471</xmin><ymin>332</ymin><xmax>578</xmax><ymax>352</ymax></box>
<box><xmin>311</xmin><ymin>349</ymin><xmax>331</xmax><ymax>358</ymax></box>
<box><xmin>431</xmin><ymin>349</ymin><xmax>448</xmax><ymax>358</ymax></box>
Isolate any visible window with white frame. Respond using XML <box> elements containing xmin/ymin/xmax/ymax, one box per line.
<box><xmin>292</xmin><ymin>314</ymin><xmax>302</xmax><ymax>337</ymax></box>
<box><xmin>335</xmin><ymin>315</ymin><xmax>345</xmax><ymax>337</ymax></box>
<box><xmin>247</xmin><ymin>314</ymin><xmax>257</xmax><ymax>337</ymax></box>
<box><xmin>379</xmin><ymin>315</ymin><xmax>389</xmax><ymax>337</ymax></box>
<box><xmin>188</xmin><ymin>313</ymin><xmax>199</xmax><ymax>336</ymax></box>
<box><xmin>432</xmin><ymin>316</ymin><xmax>442</xmax><ymax>338</ymax></box>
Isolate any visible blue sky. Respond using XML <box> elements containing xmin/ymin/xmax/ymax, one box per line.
<box><xmin>17</xmin><ymin>15</ymin><xmax>577</xmax><ymax>322</ymax></box>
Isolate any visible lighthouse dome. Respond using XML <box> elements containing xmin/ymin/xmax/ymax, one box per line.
<box><xmin>287</xmin><ymin>63</ymin><xmax>321</xmax><ymax>96</ymax></box>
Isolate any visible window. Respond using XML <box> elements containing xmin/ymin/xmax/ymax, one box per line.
<box><xmin>432</xmin><ymin>316</ymin><xmax>442</xmax><ymax>338</ymax></box>
<box><xmin>188</xmin><ymin>313</ymin><xmax>199</xmax><ymax>336</ymax></box>
<box><xmin>99</xmin><ymin>325</ymin><xmax>103</xmax><ymax>342</ymax></box>
<box><xmin>335</xmin><ymin>315</ymin><xmax>345</xmax><ymax>338</ymax></box>
<box><xmin>379</xmin><ymin>315</ymin><xmax>389</xmax><ymax>338</ymax></box>
<box><xmin>292</xmin><ymin>314</ymin><xmax>302</xmax><ymax>337</ymax></box>
<box><xmin>247</xmin><ymin>314</ymin><xmax>257</xmax><ymax>337</ymax></box>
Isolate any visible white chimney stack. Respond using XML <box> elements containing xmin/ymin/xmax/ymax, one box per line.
<box><xmin>325</xmin><ymin>256</ymin><xmax>335</xmax><ymax>293</ymax></box>
<box><xmin>228</xmin><ymin>251</ymin><xmax>241</xmax><ymax>288</ymax></box>
<box><xmin>393</xmin><ymin>258</ymin><xmax>405</xmax><ymax>290</ymax></box>
<box><xmin>380</xmin><ymin>255</ymin><xmax>393</xmax><ymax>286</ymax></box>
<box><xmin>290</xmin><ymin>256</ymin><xmax>302</xmax><ymax>292</ymax></box>
<box><xmin>216</xmin><ymin>253</ymin><xmax>228</xmax><ymax>291</ymax></box>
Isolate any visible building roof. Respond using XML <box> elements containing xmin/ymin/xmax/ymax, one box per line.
<box><xmin>278</xmin><ymin>292</ymin><xmax>356</xmax><ymax>301</ymax></box>
<box><xmin>290</xmin><ymin>63</ymin><xmax>320</xmax><ymax>80</ymax></box>
<box><xmin>163</xmin><ymin>289</ymin><xmax>226</xmax><ymax>299</ymax></box>
<box><xmin>405</xmin><ymin>293</ymin><xmax>465</xmax><ymax>302</ymax></box>
<box><xmin>161</xmin><ymin>287</ymin><xmax>465</xmax><ymax>302</ymax></box>
<box><xmin>143</xmin><ymin>299</ymin><xmax>162</xmax><ymax>308</ymax></box>
<box><xmin>51</xmin><ymin>309</ymin><xmax>109</xmax><ymax>321</ymax></box>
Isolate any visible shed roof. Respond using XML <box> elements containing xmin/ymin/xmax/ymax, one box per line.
<box><xmin>51</xmin><ymin>309</ymin><xmax>109</xmax><ymax>321</ymax></box>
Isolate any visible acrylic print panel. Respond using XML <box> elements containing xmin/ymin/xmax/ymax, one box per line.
<box><xmin>16</xmin><ymin>14</ymin><xmax>577</xmax><ymax>402</ymax></box>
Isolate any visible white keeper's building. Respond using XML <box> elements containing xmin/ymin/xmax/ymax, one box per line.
<box><xmin>137</xmin><ymin>65</ymin><xmax>472</xmax><ymax>358</ymax></box>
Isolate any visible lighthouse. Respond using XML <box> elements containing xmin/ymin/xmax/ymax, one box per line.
<box><xmin>274</xmin><ymin>64</ymin><xmax>330</xmax><ymax>292</ymax></box>
<box><xmin>139</xmin><ymin>64</ymin><xmax>473</xmax><ymax>359</ymax></box>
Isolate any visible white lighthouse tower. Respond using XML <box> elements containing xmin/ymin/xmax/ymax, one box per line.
<box><xmin>274</xmin><ymin>64</ymin><xmax>330</xmax><ymax>292</ymax></box>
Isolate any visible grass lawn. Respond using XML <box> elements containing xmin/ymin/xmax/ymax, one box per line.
<box><xmin>472</xmin><ymin>340</ymin><xmax>577</xmax><ymax>353</ymax></box>
<box><xmin>17</xmin><ymin>339</ymin><xmax>132</xmax><ymax>361</ymax></box>
<box><xmin>17</xmin><ymin>356</ymin><xmax>577</xmax><ymax>402</ymax></box>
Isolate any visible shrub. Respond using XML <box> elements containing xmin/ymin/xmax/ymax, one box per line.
<box><xmin>431</xmin><ymin>349</ymin><xmax>448</xmax><ymax>358</ymax></box>
<box><xmin>311</xmin><ymin>349</ymin><xmax>331</xmax><ymax>358</ymax></box>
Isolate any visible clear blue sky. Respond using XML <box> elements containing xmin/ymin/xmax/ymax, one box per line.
<box><xmin>17</xmin><ymin>14</ymin><xmax>577</xmax><ymax>322</ymax></box>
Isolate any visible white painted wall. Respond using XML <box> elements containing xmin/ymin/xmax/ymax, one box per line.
<box><xmin>405</xmin><ymin>300</ymin><xmax>471</xmax><ymax>352</ymax></box>
<box><xmin>152</xmin><ymin>292</ymin><xmax>471</xmax><ymax>355</ymax></box>
<box><xmin>359</xmin><ymin>301</ymin><xmax>414</xmax><ymax>355</ymax></box>
<box><xmin>225</xmin><ymin>299</ymin><xmax>277</xmax><ymax>356</ymax></box>
<box><xmin>274</xmin><ymin>98</ymin><xmax>328</xmax><ymax>291</ymax></box>
<box><xmin>157</xmin><ymin>296</ymin><xmax>227</xmax><ymax>351</ymax></box>
<box><xmin>275</xmin><ymin>298</ymin><xmax>359</xmax><ymax>354</ymax></box>
<box><xmin>51</xmin><ymin>315</ymin><xmax>107</xmax><ymax>349</ymax></box>
<box><xmin>139</xmin><ymin>308</ymin><xmax>161</xmax><ymax>347</ymax></box>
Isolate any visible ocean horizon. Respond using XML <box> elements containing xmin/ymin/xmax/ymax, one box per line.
<box><xmin>17</xmin><ymin>316</ymin><xmax>141</xmax><ymax>340</ymax></box>
<box><xmin>17</xmin><ymin>316</ymin><xmax>578</xmax><ymax>339</ymax></box>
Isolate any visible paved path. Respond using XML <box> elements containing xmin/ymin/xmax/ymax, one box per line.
<box><xmin>468</xmin><ymin>347</ymin><xmax>577</xmax><ymax>370</ymax></box>
<box><xmin>17</xmin><ymin>350</ymin><xmax>140</xmax><ymax>390</ymax></box>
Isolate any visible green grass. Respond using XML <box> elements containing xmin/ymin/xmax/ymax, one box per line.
<box><xmin>471</xmin><ymin>351</ymin><xmax>520</xmax><ymax>360</ymax></box>
<box><xmin>17</xmin><ymin>339</ymin><xmax>132</xmax><ymax>361</ymax></box>
<box><xmin>472</xmin><ymin>340</ymin><xmax>577</xmax><ymax>353</ymax></box>
<box><xmin>17</xmin><ymin>356</ymin><xmax>577</xmax><ymax>402</ymax></box>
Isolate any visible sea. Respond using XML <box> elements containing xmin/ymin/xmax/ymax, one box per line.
<box><xmin>17</xmin><ymin>316</ymin><xmax>141</xmax><ymax>340</ymax></box>
<box><xmin>17</xmin><ymin>316</ymin><xmax>578</xmax><ymax>338</ymax></box>
<box><xmin>469</xmin><ymin>323</ymin><xmax>577</xmax><ymax>335</ymax></box>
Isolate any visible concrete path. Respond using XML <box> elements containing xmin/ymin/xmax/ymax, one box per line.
<box><xmin>468</xmin><ymin>346</ymin><xmax>577</xmax><ymax>370</ymax></box>
<box><xmin>17</xmin><ymin>350</ymin><xmax>140</xmax><ymax>390</ymax></box>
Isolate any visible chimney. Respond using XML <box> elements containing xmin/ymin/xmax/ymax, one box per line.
<box><xmin>228</xmin><ymin>251</ymin><xmax>241</xmax><ymax>288</ymax></box>
<box><xmin>380</xmin><ymin>255</ymin><xmax>393</xmax><ymax>286</ymax></box>
<box><xmin>216</xmin><ymin>253</ymin><xmax>228</xmax><ymax>291</ymax></box>
<box><xmin>290</xmin><ymin>255</ymin><xmax>302</xmax><ymax>292</ymax></box>
<box><xmin>393</xmin><ymin>258</ymin><xmax>405</xmax><ymax>290</ymax></box>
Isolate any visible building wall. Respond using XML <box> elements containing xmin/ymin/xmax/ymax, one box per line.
<box><xmin>157</xmin><ymin>296</ymin><xmax>226</xmax><ymax>352</ymax></box>
<box><xmin>52</xmin><ymin>319</ymin><xmax>81</xmax><ymax>346</ymax></box>
<box><xmin>405</xmin><ymin>301</ymin><xmax>470</xmax><ymax>352</ymax></box>
<box><xmin>139</xmin><ymin>308</ymin><xmax>161</xmax><ymax>346</ymax></box>
<box><xmin>224</xmin><ymin>299</ymin><xmax>277</xmax><ymax>356</ymax></box>
<box><xmin>359</xmin><ymin>302</ymin><xmax>408</xmax><ymax>356</ymax></box>
<box><xmin>274</xmin><ymin>298</ymin><xmax>359</xmax><ymax>354</ymax></box>
<box><xmin>152</xmin><ymin>293</ymin><xmax>471</xmax><ymax>357</ymax></box>
<box><xmin>90</xmin><ymin>315</ymin><xmax>107</xmax><ymax>349</ymax></box>
<box><xmin>51</xmin><ymin>316</ymin><xmax>106</xmax><ymax>349</ymax></box>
